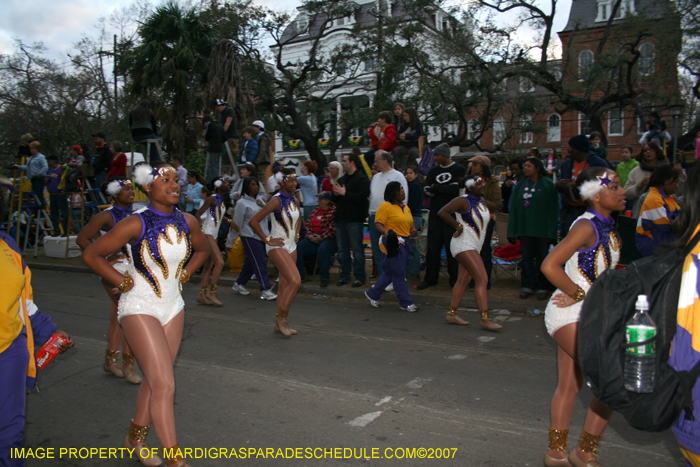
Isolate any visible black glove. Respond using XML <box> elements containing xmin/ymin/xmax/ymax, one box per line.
<box><xmin>386</xmin><ymin>230</ymin><xmax>400</xmax><ymax>257</ymax></box>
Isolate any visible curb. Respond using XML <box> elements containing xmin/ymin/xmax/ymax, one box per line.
<box><xmin>27</xmin><ymin>262</ymin><xmax>534</xmax><ymax>314</ymax></box>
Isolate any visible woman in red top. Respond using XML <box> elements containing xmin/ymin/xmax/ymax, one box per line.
<box><xmin>294</xmin><ymin>192</ymin><xmax>338</xmax><ymax>287</ymax></box>
<box><xmin>106</xmin><ymin>141</ymin><xmax>127</xmax><ymax>182</ymax></box>
<box><xmin>321</xmin><ymin>161</ymin><xmax>343</xmax><ymax>193</ymax></box>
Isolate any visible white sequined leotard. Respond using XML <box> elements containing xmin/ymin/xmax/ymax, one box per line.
<box><xmin>118</xmin><ymin>205</ymin><xmax>192</xmax><ymax>326</ymax></box>
<box><xmin>266</xmin><ymin>192</ymin><xmax>301</xmax><ymax>254</ymax></box>
<box><xmin>102</xmin><ymin>204</ymin><xmax>133</xmax><ymax>275</ymax></box>
<box><xmin>450</xmin><ymin>193</ymin><xmax>490</xmax><ymax>257</ymax></box>
<box><xmin>201</xmin><ymin>194</ymin><xmax>225</xmax><ymax>237</ymax></box>
<box><xmin>544</xmin><ymin>209</ymin><xmax>620</xmax><ymax>336</ymax></box>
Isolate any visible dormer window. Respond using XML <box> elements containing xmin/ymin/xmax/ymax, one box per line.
<box><xmin>297</xmin><ymin>14</ymin><xmax>309</xmax><ymax>33</ymax></box>
<box><xmin>596</xmin><ymin>0</ymin><xmax>636</xmax><ymax>22</ymax></box>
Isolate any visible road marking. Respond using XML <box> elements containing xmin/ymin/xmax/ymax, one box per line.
<box><xmin>407</xmin><ymin>377</ymin><xmax>433</xmax><ymax>389</ymax></box>
<box><xmin>348</xmin><ymin>411</ymin><xmax>383</xmax><ymax>427</ymax></box>
<box><xmin>448</xmin><ymin>354</ymin><xmax>467</xmax><ymax>360</ymax></box>
<box><xmin>478</xmin><ymin>336</ymin><xmax>495</xmax><ymax>343</ymax></box>
<box><xmin>375</xmin><ymin>396</ymin><xmax>392</xmax><ymax>406</ymax></box>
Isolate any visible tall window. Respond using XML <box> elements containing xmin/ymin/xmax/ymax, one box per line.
<box><xmin>579</xmin><ymin>50</ymin><xmax>594</xmax><ymax>80</ymax></box>
<box><xmin>608</xmin><ymin>108</ymin><xmax>624</xmax><ymax>135</ymax></box>
<box><xmin>639</xmin><ymin>43</ymin><xmax>655</xmax><ymax>76</ymax></box>
<box><xmin>519</xmin><ymin>77</ymin><xmax>535</xmax><ymax>93</ymax></box>
<box><xmin>297</xmin><ymin>14</ymin><xmax>309</xmax><ymax>33</ymax></box>
<box><xmin>547</xmin><ymin>114</ymin><xmax>561</xmax><ymax>142</ymax></box>
<box><xmin>520</xmin><ymin>116</ymin><xmax>533</xmax><ymax>144</ymax></box>
<box><xmin>493</xmin><ymin>117</ymin><xmax>506</xmax><ymax>145</ymax></box>
<box><xmin>364</xmin><ymin>58</ymin><xmax>375</xmax><ymax>72</ymax></box>
<box><xmin>579</xmin><ymin>112</ymin><xmax>592</xmax><ymax>135</ymax></box>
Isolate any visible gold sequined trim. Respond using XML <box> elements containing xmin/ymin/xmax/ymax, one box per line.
<box><xmin>136</xmin><ymin>241</ymin><xmax>162</xmax><ymax>298</ymax></box>
<box><xmin>479</xmin><ymin>309</ymin><xmax>491</xmax><ymax>321</ymax></box>
<box><xmin>122</xmin><ymin>353</ymin><xmax>135</xmax><ymax>366</ymax></box>
<box><xmin>164</xmin><ymin>444</ymin><xmax>183</xmax><ymax>465</ymax></box>
<box><xmin>105</xmin><ymin>349</ymin><xmax>119</xmax><ymax>365</ymax></box>
<box><xmin>578</xmin><ymin>430</ymin><xmax>602</xmax><ymax>454</ymax></box>
<box><xmin>127</xmin><ymin>420</ymin><xmax>150</xmax><ymax>442</ymax></box>
<box><xmin>548</xmin><ymin>429</ymin><xmax>569</xmax><ymax>452</ymax></box>
<box><xmin>610</xmin><ymin>231</ymin><xmax>621</xmax><ymax>251</ymax></box>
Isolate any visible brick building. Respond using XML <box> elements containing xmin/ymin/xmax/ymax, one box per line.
<box><xmin>462</xmin><ymin>0</ymin><xmax>681</xmax><ymax>161</ymax></box>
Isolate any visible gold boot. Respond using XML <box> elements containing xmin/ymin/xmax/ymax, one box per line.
<box><xmin>479</xmin><ymin>309</ymin><xmax>502</xmax><ymax>331</ymax></box>
<box><xmin>122</xmin><ymin>353</ymin><xmax>143</xmax><ymax>384</ymax></box>
<box><xmin>207</xmin><ymin>284</ymin><xmax>223</xmax><ymax>306</ymax></box>
<box><xmin>197</xmin><ymin>286</ymin><xmax>213</xmax><ymax>305</ymax></box>
<box><xmin>123</xmin><ymin>420</ymin><xmax>162</xmax><ymax>466</ymax></box>
<box><xmin>544</xmin><ymin>429</ymin><xmax>572</xmax><ymax>466</ymax></box>
<box><xmin>445</xmin><ymin>306</ymin><xmax>469</xmax><ymax>325</ymax></box>
<box><xmin>164</xmin><ymin>443</ymin><xmax>191</xmax><ymax>466</ymax></box>
<box><xmin>274</xmin><ymin>308</ymin><xmax>297</xmax><ymax>336</ymax></box>
<box><xmin>568</xmin><ymin>431</ymin><xmax>602</xmax><ymax>467</ymax></box>
<box><xmin>103</xmin><ymin>350</ymin><xmax>124</xmax><ymax>378</ymax></box>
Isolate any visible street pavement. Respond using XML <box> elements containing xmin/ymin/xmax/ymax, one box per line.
<box><xmin>22</xmin><ymin>268</ymin><xmax>684</xmax><ymax>466</ymax></box>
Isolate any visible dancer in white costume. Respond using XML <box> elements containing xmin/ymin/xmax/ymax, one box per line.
<box><xmin>250</xmin><ymin>168</ymin><xmax>302</xmax><ymax>336</ymax></box>
<box><xmin>438</xmin><ymin>175</ymin><xmax>502</xmax><ymax>331</ymax></box>
<box><xmin>77</xmin><ymin>176</ymin><xmax>141</xmax><ymax>383</ymax></box>
<box><xmin>195</xmin><ymin>177</ymin><xmax>229</xmax><ymax>306</ymax></box>
<box><xmin>83</xmin><ymin>162</ymin><xmax>209</xmax><ymax>467</ymax></box>
<box><xmin>540</xmin><ymin>168</ymin><xmax>625</xmax><ymax>467</ymax></box>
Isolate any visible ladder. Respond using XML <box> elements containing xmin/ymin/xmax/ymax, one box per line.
<box><xmin>64</xmin><ymin>190</ymin><xmax>86</xmax><ymax>259</ymax></box>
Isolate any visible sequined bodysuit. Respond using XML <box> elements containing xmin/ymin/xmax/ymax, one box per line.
<box><xmin>266</xmin><ymin>192</ymin><xmax>301</xmax><ymax>254</ymax></box>
<box><xmin>118</xmin><ymin>205</ymin><xmax>192</xmax><ymax>325</ymax></box>
<box><xmin>201</xmin><ymin>194</ymin><xmax>224</xmax><ymax>237</ymax></box>
<box><xmin>102</xmin><ymin>204</ymin><xmax>133</xmax><ymax>275</ymax></box>
<box><xmin>544</xmin><ymin>209</ymin><xmax>620</xmax><ymax>336</ymax></box>
<box><xmin>450</xmin><ymin>193</ymin><xmax>490</xmax><ymax>257</ymax></box>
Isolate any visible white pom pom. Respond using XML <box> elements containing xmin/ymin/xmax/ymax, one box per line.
<box><xmin>106</xmin><ymin>180</ymin><xmax>122</xmax><ymax>196</ymax></box>
<box><xmin>214</xmin><ymin>179</ymin><xmax>223</xmax><ymax>188</ymax></box>
<box><xmin>134</xmin><ymin>165</ymin><xmax>154</xmax><ymax>186</ymax></box>
<box><xmin>579</xmin><ymin>180</ymin><xmax>604</xmax><ymax>200</ymax></box>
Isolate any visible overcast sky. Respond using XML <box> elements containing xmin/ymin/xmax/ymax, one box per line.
<box><xmin>0</xmin><ymin>0</ymin><xmax>570</xmax><ymax>62</ymax></box>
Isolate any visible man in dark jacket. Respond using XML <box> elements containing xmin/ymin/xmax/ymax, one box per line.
<box><xmin>417</xmin><ymin>143</ymin><xmax>466</xmax><ymax>290</ymax></box>
<box><xmin>252</xmin><ymin>120</ymin><xmax>271</xmax><ymax>190</ymax></box>
<box><xmin>558</xmin><ymin>133</ymin><xmax>610</xmax><ymax>236</ymax></box>
<box><xmin>203</xmin><ymin>116</ymin><xmax>226</xmax><ymax>184</ymax></box>
<box><xmin>333</xmin><ymin>153</ymin><xmax>371</xmax><ymax>287</ymax></box>
<box><xmin>215</xmin><ymin>99</ymin><xmax>239</xmax><ymax>160</ymax></box>
<box><xmin>92</xmin><ymin>132</ymin><xmax>111</xmax><ymax>187</ymax></box>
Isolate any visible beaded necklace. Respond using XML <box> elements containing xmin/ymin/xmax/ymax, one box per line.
<box><xmin>522</xmin><ymin>177</ymin><xmax>538</xmax><ymax>208</ymax></box>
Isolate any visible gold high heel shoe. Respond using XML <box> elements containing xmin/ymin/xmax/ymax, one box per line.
<box><xmin>445</xmin><ymin>306</ymin><xmax>469</xmax><ymax>325</ymax></box>
<box><xmin>103</xmin><ymin>350</ymin><xmax>124</xmax><ymax>378</ymax></box>
<box><xmin>568</xmin><ymin>431</ymin><xmax>602</xmax><ymax>467</ymax></box>
<box><xmin>274</xmin><ymin>309</ymin><xmax>297</xmax><ymax>336</ymax></box>
<box><xmin>123</xmin><ymin>420</ymin><xmax>162</xmax><ymax>466</ymax></box>
<box><xmin>479</xmin><ymin>309</ymin><xmax>502</xmax><ymax>331</ymax></box>
<box><xmin>122</xmin><ymin>353</ymin><xmax>142</xmax><ymax>384</ymax></box>
<box><xmin>206</xmin><ymin>284</ymin><xmax>223</xmax><ymax>306</ymax></box>
<box><xmin>543</xmin><ymin>429</ymin><xmax>572</xmax><ymax>466</ymax></box>
<box><xmin>197</xmin><ymin>286</ymin><xmax>213</xmax><ymax>305</ymax></box>
<box><xmin>164</xmin><ymin>443</ymin><xmax>191</xmax><ymax>466</ymax></box>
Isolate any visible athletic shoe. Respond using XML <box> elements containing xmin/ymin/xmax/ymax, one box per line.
<box><xmin>260</xmin><ymin>289</ymin><xmax>277</xmax><ymax>300</ymax></box>
<box><xmin>401</xmin><ymin>304</ymin><xmax>419</xmax><ymax>312</ymax></box>
<box><xmin>385</xmin><ymin>283</ymin><xmax>394</xmax><ymax>292</ymax></box>
<box><xmin>364</xmin><ymin>291</ymin><xmax>380</xmax><ymax>308</ymax></box>
<box><xmin>231</xmin><ymin>283</ymin><xmax>250</xmax><ymax>295</ymax></box>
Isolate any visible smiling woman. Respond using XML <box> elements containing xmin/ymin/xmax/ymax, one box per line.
<box><xmin>82</xmin><ymin>161</ymin><xmax>209</xmax><ymax>467</ymax></box>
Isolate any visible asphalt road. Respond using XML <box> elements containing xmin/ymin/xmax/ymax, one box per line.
<box><xmin>22</xmin><ymin>268</ymin><xmax>684</xmax><ymax>466</ymax></box>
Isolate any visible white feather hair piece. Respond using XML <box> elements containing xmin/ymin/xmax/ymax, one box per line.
<box><xmin>105</xmin><ymin>180</ymin><xmax>123</xmax><ymax>196</ymax></box>
<box><xmin>465</xmin><ymin>176</ymin><xmax>479</xmax><ymax>189</ymax></box>
<box><xmin>214</xmin><ymin>179</ymin><xmax>223</xmax><ymax>188</ymax></box>
<box><xmin>275</xmin><ymin>172</ymin><xmax>285</xmax><ymax>184</ymax></box>
<box><xmin>578</xmin><ymin>180</ymin><xmax>605</xmax><ymax>200</ymax></box>
<box><xmin>134</xmin><ymin>164</ymin><xmax>155</xmax><ymax>186</ymax></box>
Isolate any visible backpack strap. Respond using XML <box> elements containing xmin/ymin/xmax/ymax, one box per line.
<box><xmin>683</xmin><ymin>229</ymin><xmax>700</xmax><ymax>256</ymax></box>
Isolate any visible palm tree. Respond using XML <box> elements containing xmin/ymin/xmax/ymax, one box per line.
<box><xmin>122</xmin><ymin>2</ymin><xmax>218</xmax><ymax>155</ymax></box>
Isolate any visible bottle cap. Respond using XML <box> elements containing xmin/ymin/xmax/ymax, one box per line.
<box><xmin>625</xmin><ymin>210</ymin><xmax>632</xmax><ymax>217</ymax></box>
<box><xmin>635</xmin><ymin>294</ymin><xmax>649</xmax><ymax>310</ymax></box>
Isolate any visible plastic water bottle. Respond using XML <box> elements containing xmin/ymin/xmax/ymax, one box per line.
<box><xmin>623</xmin><ymin>295</ymin><xmax>657</xmax><ymax>393</ymax></box>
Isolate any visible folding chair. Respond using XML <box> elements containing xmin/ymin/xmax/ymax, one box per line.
<box><xmin>491</xmin><ymin>212</ymin><xmax>521</xmax><ymax>282</ymax></box>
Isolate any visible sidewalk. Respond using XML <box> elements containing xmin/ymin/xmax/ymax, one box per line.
<box><xmin>27</xmin><ymin>249</ymin><xmax>550</xmax><ymax>314</ymax></box>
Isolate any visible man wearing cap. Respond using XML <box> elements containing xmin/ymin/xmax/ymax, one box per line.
<box><xmin>252</xmin><ymin>120</ymin><xmax>271</xmax><ymax>188</ymax></box>
<box><xmin>558</xmin><ymin>134</ymin><xmax>610</xmax><ymax>236</ymax></box>
<box><xmin>92</xmin><ymin>132</ymin><xmax>111</xmax><ymax>187</ymax></box>
<box><xmin>202</xmin><ymin>115</ymin><xmax>226</xmax><ymax>184</ymax></box>
<box><xmin>417</xmin><ymin>143</ymin><xmax>466</xmax><ymax>290</ymax></box>
<box><xmin>215</xmin><ymin>99</ymin><xmax>239</xmax><ymax>160</ymax></box>
<box><xmin>12</xmin><ymin>141</ymin><xmax>48</xmax><ymax>210</ymax></box>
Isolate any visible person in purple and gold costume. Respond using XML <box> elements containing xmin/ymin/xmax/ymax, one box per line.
<box><xmin>541</xmin><ymin>167</ymin><xmax>626</xmax><ymax>467</ymax></box>
<box><xmin>77</xmin><ymin>176</ymin><xmax>142</xmax><ymax>384</ymax></box>
<box><xmin>195</xmin><ymin>177</ymin><xmax>230</xmax><ymax>306</ymax></box>
<box><xmin>438</xmin><ymin>175</ymin><xmax>502</xmax><ymax>331</ymax></box>
<box><xmin>83</xmin><ymin>162</ymin><xmax>209</xmax><ymax>467</ymax></box>
<box><xmin>250</xmin><ymin>168</ymin><xmax>302</xmax><ymax>337</ymax></box>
